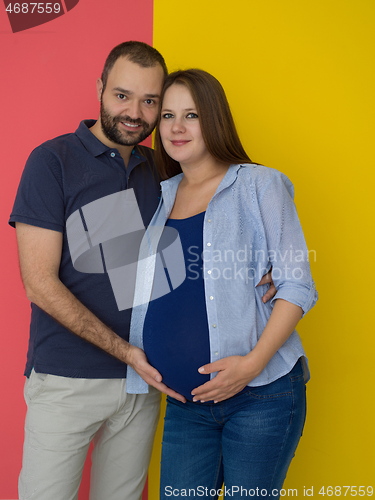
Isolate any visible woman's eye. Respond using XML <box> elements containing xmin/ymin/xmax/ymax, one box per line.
<box><xmin>187</xmin><ymin>112</ymin><xmax>198</xmax><ymax>119</ymax></box>
<box><xmin>162</xmin><ymin>113</ymin><xmax>173</xmax><ymax>119</ymax></box>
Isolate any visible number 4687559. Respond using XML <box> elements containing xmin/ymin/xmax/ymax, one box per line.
<box><xmin>319</xmin><ymin>486</ymin><xmax>373</xmax><ymax>497</ymax></box>
<box><xmin>5</xmin><ymin>3</ymin><xmax>62</xmax><ymax>14</ymax></box>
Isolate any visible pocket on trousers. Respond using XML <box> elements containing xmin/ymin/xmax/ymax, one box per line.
<box><xmin>25</xmin><ymin>369</ymin><xmax>50</xmax><ymax>403</ymax></box>
<box><xmin>246</xmin><ymin>359</ymin><xmax>305</xmax><ymax>400</ymax></box>
<box><xmin>246</xmin><ymin>372</ymin><xmax>293</xmax><ymax>400</ymax></box>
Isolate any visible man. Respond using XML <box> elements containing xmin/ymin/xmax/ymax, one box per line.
<box><xmin>10</xmin><ymin>41</ymin><xmax>275</xmax><ymax>500</ymax></box>
<box><xmin>9</xmin><ymin>41</ymin><xmax>183</xmax><ymax>500</ymax></box>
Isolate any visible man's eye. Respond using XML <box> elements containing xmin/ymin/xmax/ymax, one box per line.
<box><xmin>145</xmin><ymin>99</ymin><xmax>155</xmax><ymax>105</ymax></box>
<box><xmin>117</xmin><ymin>94</ymin><xmax>127</xmax><ymax>100</ymax></box>
<box><xmin>161</xmin><ymin>113</ymin><xmax>173</xmax><ymax>119</ymax></box>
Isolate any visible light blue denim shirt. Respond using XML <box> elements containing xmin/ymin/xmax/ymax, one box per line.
<box><xmin>127</xmin><ymin>164</ymin><xmax>317</xmax><ymax>394</ymax></box>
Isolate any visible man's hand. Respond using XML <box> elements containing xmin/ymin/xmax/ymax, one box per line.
<box><xmin>190</xmin><ymin>354</ymin><xmax>264</xmax><ymax>403</ymax></box>
<box><xmin>126</xmin><ymin>345</ymin><xmax>186</xmax><ymax>403</ymax></box>
<box><xmin>257</xmin><ymin>270</ymin><xmax>276</xmax><ymax>303</ymax></box>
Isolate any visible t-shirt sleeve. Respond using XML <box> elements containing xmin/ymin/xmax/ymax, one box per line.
<box><xmin>9</xmin><ymin>146</ymin><xmax>65</xmax><ymax>232</ymax></box>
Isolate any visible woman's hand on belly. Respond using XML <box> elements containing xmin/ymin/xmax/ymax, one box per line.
<box><xmin>127</xmin><ymin>345</ymin><xmax>186</xmax><ymax>402</ymax></box>
<box><xmin>191</xmin><ymin>353</ymin><xmax>265</xmax><ymax>403</ymax></box>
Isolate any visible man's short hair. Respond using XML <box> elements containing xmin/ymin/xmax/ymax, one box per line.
<box><xmin>101</xmin><ymin>41</ymin><xmax>168</xmax><ymax>90</ymax></box>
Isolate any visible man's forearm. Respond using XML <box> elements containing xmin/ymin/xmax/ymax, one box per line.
<box><xmin>15</xmin><ymin>214</ymin><xmax>187</xmax><ymax>401</ymax></box>
<box><xmin>24</xmin><ymin>273</ymin><xmax>187</xmax><ymax>400</ymax></box>
<box><xmin>25</xmin><ymin>275</ymin><xmax>132</xmax><ymax>363</ymax></box>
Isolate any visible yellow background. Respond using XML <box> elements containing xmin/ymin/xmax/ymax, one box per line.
<box><xmin>149</xmin><ymin>0</ymin><xmax>375</xmax><ymax>496</ymax></box>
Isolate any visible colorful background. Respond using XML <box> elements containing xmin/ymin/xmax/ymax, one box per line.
<box><xmin>1</xmin><ymin>1</ymin><xmax>374</xmax><ymax>498</ymax></box>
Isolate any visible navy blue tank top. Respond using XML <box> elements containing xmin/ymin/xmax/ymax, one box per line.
<box><xmin>143</xmin><ymin>211</ymin><xmax>210</xmax><ymax>400</ymax></box>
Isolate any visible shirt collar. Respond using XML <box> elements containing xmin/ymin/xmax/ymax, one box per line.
<box><xmin>75</xmin><ymin>120</ymin><xmax>147</xmax><ymax>165</ymax></box>
<box><xmin>75</xmin><ymin>120</ymin><xmax>109</xmax><ymax>157</ymax></box>
<box><xmin>160</xmin><ymin>164</ymin><xmax>245</xmax><ymax>214</ymax></box>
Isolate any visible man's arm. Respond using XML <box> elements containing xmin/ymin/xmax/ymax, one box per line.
<box><xmin>16</xmin><ymin>222</ymin><xmax>185</xmax><ymax>401</ymax></box>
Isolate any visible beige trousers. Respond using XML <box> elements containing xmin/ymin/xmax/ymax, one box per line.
<box><xmin>19</xmin><ymin>370</ymin><xmax>161</xmax><ymax>500</ymax></box>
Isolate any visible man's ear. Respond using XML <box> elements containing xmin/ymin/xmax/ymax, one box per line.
<box><xmin>96</xmin><ymin>78</ymin><xmax>104</xmax><ymax>102</ymax></box>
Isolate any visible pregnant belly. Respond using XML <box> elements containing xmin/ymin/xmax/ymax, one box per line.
<box><xmin>143</xmin><ymin>304</ymin><xmax>210</xmax><ymax>400</ymax></box>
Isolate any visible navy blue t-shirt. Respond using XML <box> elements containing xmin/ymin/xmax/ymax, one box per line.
<box><xmin>9</xmin><ymin>120</ymin><xmax>161</xmax><ymax>378</ymax></box>
<box><xmin>143</xmin><ymin>212</ymin><xmax>211</xmax><ymax>400</ymax></box>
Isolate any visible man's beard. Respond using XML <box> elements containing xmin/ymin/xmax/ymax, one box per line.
<box><xmin>100</xmin><ymin>103</ymin><xmax>156</xmax><ymax>146</ymax></box>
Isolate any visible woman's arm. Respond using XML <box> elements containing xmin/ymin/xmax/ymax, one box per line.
<box><xmin>191</xmin><ymin>299</ymin><xmax>302</xmax><ymax>403</ymax></box>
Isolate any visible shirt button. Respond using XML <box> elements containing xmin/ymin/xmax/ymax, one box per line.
<box><xmin>207</xmin><ymin>219</ymin><xmax>212</xmax><ymax>223</ymax></box>
<box><xmin>207</xmin><ymin>242</ymin><xmax>211</xmax><ymax>247</ymax></box>
<box><xmin>214</xmin><ymin>351</ymin><xmax>219</xmax><ymax>356</ymax></box>
<box><xmin>207</xmin><ymin>270</ymin><xmax>212</xmax><ymax>275</ymax></box>
<box><xmin>209</xmin><ymin>296</ymin><xmax>214</xmax><ymax>300</ymax></box>
<box><xmin>110</xmin><ymin>152</ymin><xmax>116</xmax><ymax>157</ymax></box>
<box><xmin>212</xmin><ymin>324</ymin><xmax>217</xmax><ymax>328</ymax></box>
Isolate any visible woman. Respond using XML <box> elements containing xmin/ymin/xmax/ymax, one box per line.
<box><xmin>128</xmin><ymin>69</ymin><xmax>317</xmax><ymax>498</ymax></box>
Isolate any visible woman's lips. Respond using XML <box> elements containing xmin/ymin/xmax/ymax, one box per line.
<box><xmin>171</xmin><ymin>140</ymin><xmax>191</xmax><ymax>146</ymax></box>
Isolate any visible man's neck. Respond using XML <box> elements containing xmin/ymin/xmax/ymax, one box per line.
<box><xmin>89</xmin><ymin>120</ymin><xmax>133</xmax><ymax>167</ymax></box>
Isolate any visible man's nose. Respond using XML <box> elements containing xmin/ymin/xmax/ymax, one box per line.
<box><xmin>125</xmin><ymin>100</ymin><xmax>142</xmax><ymax>120</ymax></box>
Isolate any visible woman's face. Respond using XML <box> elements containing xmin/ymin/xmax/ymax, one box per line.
<box><xmin>159</xmin><ymin>84</ymin><xmax>211</xmax><ymax>167</ymax></box>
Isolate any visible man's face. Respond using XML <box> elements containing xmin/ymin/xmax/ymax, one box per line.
<box><xmin>98</xmin><ymin>57</ymin><xmax>164</xmax><ymax>147</ymax></box>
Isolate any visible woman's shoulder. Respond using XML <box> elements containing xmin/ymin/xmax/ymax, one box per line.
<box><xmin>234</xmin><ymin>163</ymin><xmax>294</xmax><ymax>196</ymax></box>
<box><xmin>235</xmin><ymin>162</ymin><xmax>288</xmax><ymax>180</ymax></box>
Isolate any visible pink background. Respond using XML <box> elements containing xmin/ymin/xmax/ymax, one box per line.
<box><xmin>0</xmin><ymin>1</ymin><xmax>153</xmax><ymax>497</ymax></box>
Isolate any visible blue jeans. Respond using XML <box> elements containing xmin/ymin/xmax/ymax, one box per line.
<box><xmin>160</xmin><ymin>359</ymin><xmax>306</xmax><ymax>499</ymax></box>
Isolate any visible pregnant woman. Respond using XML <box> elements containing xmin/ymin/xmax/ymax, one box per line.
<box><xmin>127</xmin><ymin>69</ymin><xmax>317</xmax><ymax>499</ymax></box>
